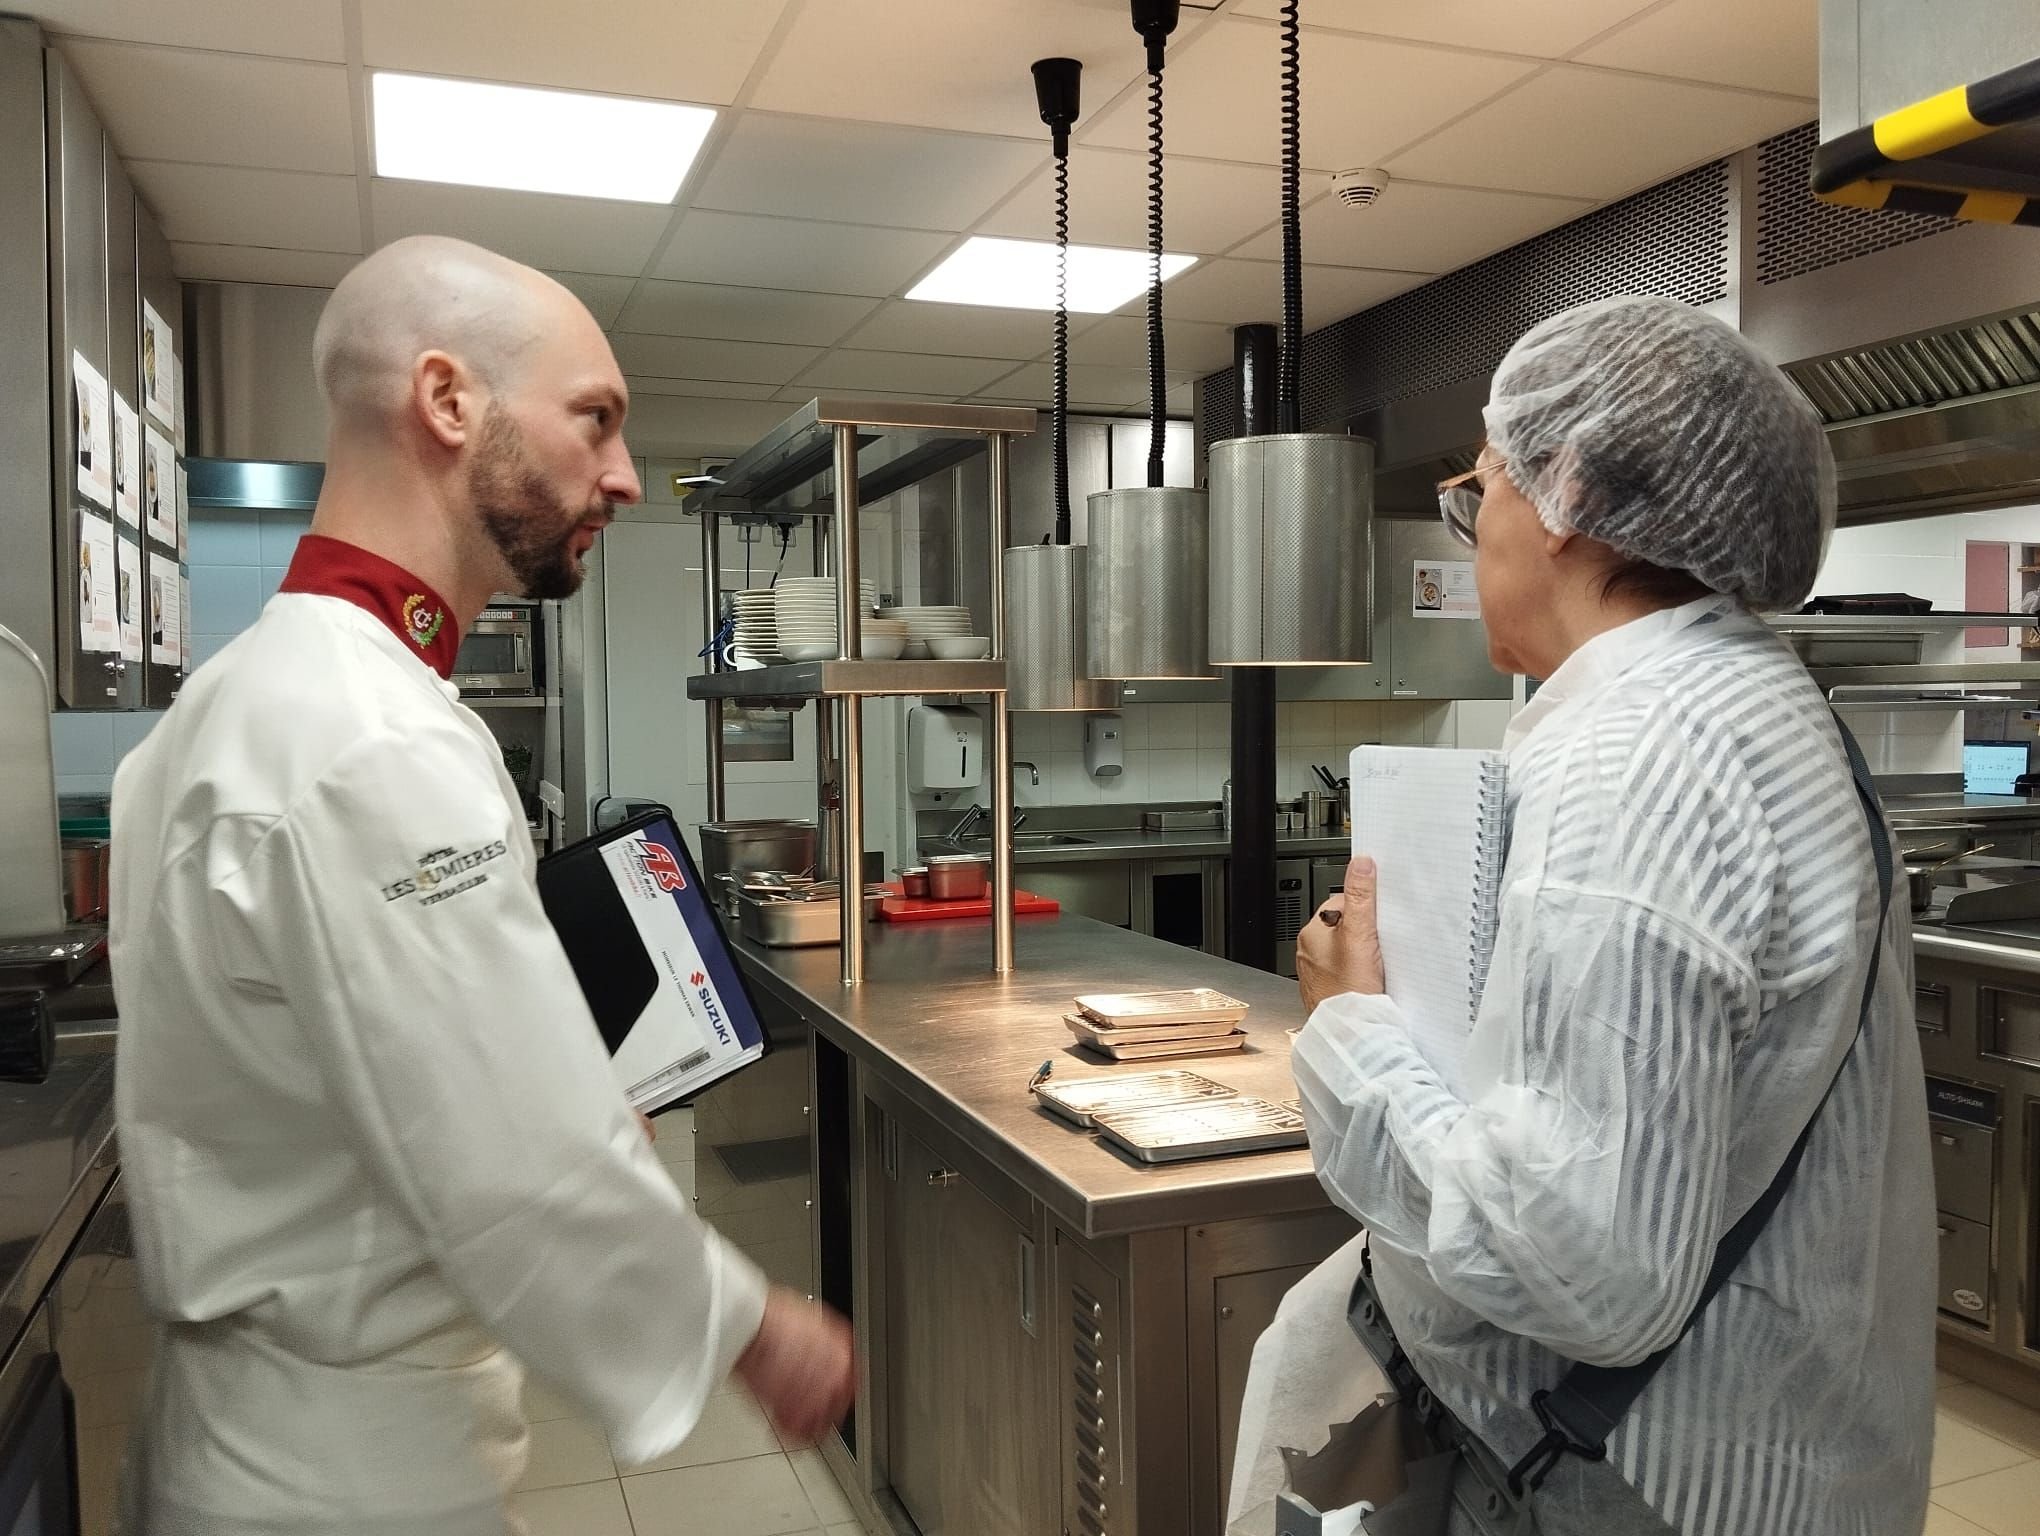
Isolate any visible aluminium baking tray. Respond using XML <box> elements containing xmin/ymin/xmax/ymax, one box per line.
<box><xmin>1063</xmin><ymin>1011</ymin><xmax>1243</xmax><ymax>1046</ymax></box>
<box><xmin>1033</xmin><ymin>1069</ymin><xmax>1238</xmax><ymax>1128</ymax></box>
<box><xmin>1073</xmin><ymin>1027</ymin><xmax>1249</xmax><ymax>1062</ymax></box>
<box><xmin>1091</xmin><ymin>1095</ymin><xmax>1309</xmax><ymax>1163</ymax></box>
<box><xmin>1073</xmin><ymin>987</ymin><xmax>1250</xmax><ymax>1027</ymax></box>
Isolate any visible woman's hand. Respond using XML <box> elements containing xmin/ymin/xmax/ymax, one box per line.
<box><xmin>1297</xmin><ymin>855</ymin><xmax>1386</xmax><ymax>1013</ymax></box>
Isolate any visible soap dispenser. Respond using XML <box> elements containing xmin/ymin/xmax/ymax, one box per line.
<box><xmin>1084</xmin><ymin>715</ymin><xmax>1124</xmax><ymax>779</ymax></box>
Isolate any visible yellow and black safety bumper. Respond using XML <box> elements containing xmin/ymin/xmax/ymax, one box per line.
<box><xmin>1811</xmin><ymin>55</ymin><xmax>2040</xmax><ymax>225</ymax></box>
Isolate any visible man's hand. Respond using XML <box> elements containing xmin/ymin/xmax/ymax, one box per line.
<box><xmin>1297</xmin><ymin>855</ymin><xmax>1386</xmax><ymax>1014</ymax></box>
<box><xmin>735</xmin><ymin>1288</ymin><xmax>857</xmax><ymax>1447</ymax></box>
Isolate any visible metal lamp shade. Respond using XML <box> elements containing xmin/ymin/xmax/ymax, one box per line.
<box><xmin>1208</xmin><ymin>433</ymin><xmax>1376</xmax><ymax>665</ymax></box>
<box><xmin>1003</xmin><ymin>543</ymin><xmax>1120</xmax><ymax>712</ymax></box>
<box><xmin>1085</xmin><ymin>486</ymin><xmax>1219</xmax><ymax>680</ymax></box>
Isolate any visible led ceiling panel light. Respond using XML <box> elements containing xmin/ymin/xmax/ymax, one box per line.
<box><xmin>907</xmin><ymin>236</ymin><xmax>1194</xmax><ymax>313</ymax></box>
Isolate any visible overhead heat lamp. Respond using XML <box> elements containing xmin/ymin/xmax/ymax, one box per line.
<box><xmin>1085</xmin><ymin>0</ymin><xmax>1218</xmax><ymax>682</ymax></box>
<box><xmin>1206</xmin><ymin>0</ymin><xmax>1374</xmax><ymax>666</ymax></box>
<box><xmin>1004</xmin><ymin>56</ymin><xmax>1120</xmax><ymax>712</ymax></box>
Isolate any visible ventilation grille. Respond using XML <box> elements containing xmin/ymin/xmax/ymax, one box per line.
<box><xmin>1068</xmin><ymin>1277</ymin><xmax>1116</xmax><ymax>1535</ymax></box>
<box><xmin>1787</xmin><ymin>310</ymin><xmax>2040</xmax><ymax>422</ymax></box>
<box><xmin>1203</xmin><ymin>158</ymin><xmax>1733</xmax><ymax>443</ymax></box>
<box><xmin>1754</xmin><ymin>122</ymin><xmax>1955</xmax><ymax>285</ymax></box>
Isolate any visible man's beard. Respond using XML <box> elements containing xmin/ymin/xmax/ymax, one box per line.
<box><xmin>468</xmin><ymin>408</ymin><xmax>604</xmax><ymax>600</ymax></box>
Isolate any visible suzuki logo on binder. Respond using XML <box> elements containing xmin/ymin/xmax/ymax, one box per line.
<box><xmin>693</xmin><ymin>972</ymin><xmax>731</xmax><ymax>1046</ymax></box>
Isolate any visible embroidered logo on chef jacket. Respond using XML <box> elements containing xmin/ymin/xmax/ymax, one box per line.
<box><xmin>381</xmin><ymin>840</ymin><xmax>509</xmax><ymax>906</ymax></box>
<box><xmin>401</xmin><ymin>592</ymin><xmax>445</xmax><ymax>650</ymax></box>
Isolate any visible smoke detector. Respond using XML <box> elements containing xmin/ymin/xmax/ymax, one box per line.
<box><xmin>1331</xmin><ymin>167</ymin><xmax>1389</xmax><ymax>209</ymax></box>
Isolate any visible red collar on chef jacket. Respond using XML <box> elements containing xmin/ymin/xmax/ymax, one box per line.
<box><xmin>279</xmin><ymin>535</ymin><xmax>461</xmax><ymax>680</ymax></box>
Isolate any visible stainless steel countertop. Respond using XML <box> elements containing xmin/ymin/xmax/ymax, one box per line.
<box><xmin>921</xmin><ymin>829</ymin><xmax>1351</xmax><ymax>866</ymax></box>
<box><xmin>1915</xmin><ymin>919</ymin><xmax>2040</xmax><ymax>977</ymax></box>
<box><xmin>1884</xmin><ymin>794</ymin><xmax>2040</xmax><ymax>826</ymax></box>
<box><xmin>731</xmin><ymin>914</ymin><xmax>1328</xmax><ymax>1239</ymax></box>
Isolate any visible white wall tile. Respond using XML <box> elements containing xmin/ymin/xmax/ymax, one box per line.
<box><xmin>259</xmin><ymin>511</ymin><xmax>313</xmax><ymax>568</ymax></box>
<box><xmin>1455</xmin><ymin>699</ymin><xmax>1517</xmax><ymax>750</ymax></box>
<box><xmin>1197</xmin><ymin>748</ymin><xmax>1232</xmax><ymax>795</ymax></box>
<box><xmin>1046</xmin><ymin>715</ymin><xmax>1084</xmax><ymax>753</ymax></box>
<box><xmin>1334</xmin><ymin>701</ymin><xmax>1381</xmax><ymax>747</ymax></box>
<box><xmin>56</xmin><ymin>773</ymin><xmax>114</xmax><ymax>797</ymax></box>
<box><xmin>191</xmin><ymin>565</ymin><xmax>265</xmax><ymax>637</ymax></box>
<box><xmin>1148</xmin><ymin>749</ymin><xmax>1201</xmax><ymax>800</ymax></box>
<box><xmin>1010</xmin><ymin>712</ymin><xmax>1053</xmax><ymax>756</ymax></box>
<box><xmin>1148</xmin><ymin>702</ymin><xmax>1198</xmax><ymax>748</ymax></box>
<box><xmin>1092</xmin><ymin>759</ymin><xmax>1148</xmax><ymax>802</ymax></box>
<box><xmin>50</xmin><ymin>712</ymin><xmax>115</xmax><ymax>777</ymax></box>
<box><xmin>1113</xmin><ymin>707</ymin><xmax>1147</xmax><ymax>751</ymax></box>
<box><xmin>191</xmin><ymin>510</ymin><xmax>264</xmax><ymax>567</ymax></box>
<box><xmin>1380</xmin><ymin>703</ymin><xmax>1427</xmax><ymax>746</ymax></box>
<box><xmin>1197</xmin><ymin>702</ymin><xmax>1231</xmax><ymax>749</ymax></box>
<box><xmin>187</xmin><ymin>633</ymin><xmax>232</xmax><ymax>671</ymax></box>
<box><xmin>112</xmin><ymin>711</ymin><xmax>165</xmax><ymax>761</ymax></box>
<box><xmin>1049</xmin><ymin>751</ymin><xmax>1095</xmax><ymax>803</ymax></box>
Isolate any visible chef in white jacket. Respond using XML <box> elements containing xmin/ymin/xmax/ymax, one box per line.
<box><xmin>109</xmin><ymin>236</ymin><xmax>854</xmax><ymax>1536</ymax></box>
<box><xmin>1292</xmin><ymin>298</ymin><xmax>1934</xmax><ymax>1535</ymax></box>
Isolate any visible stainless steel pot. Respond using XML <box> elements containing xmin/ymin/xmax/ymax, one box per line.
<box><xmin>698</xmin><ymin>820</ymin><xmax>817</xmax><ymax>881</ymax></box>
<box><xmin>1907</xmin><ymin>842</ymin><xmax>1996</xmax><ymax>911</ymax></box>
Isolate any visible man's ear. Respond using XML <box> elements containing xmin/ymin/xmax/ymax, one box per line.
<box><xmin>412</xmin><ymin>350</ymin><xmax>476</xmax><ymax>450</ymax></box>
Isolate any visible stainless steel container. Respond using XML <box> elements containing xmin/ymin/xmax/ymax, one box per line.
<box><xmin>737</xmin><ymin>886</ymin><xmax>884</xmax><ymax>947</ymax></box>
<box><xmin>896</xmin><ymin>866</ymin><xmax>931</xmax><ymax>898</ymax></box>
<box><xmin>926</xmin><ymin>854</ymin><xmax>990</xmax><ymax>901</ymax></box>
<box><xmin>59</xmin><ymin>839</ymin><xmax>107</xmax><ymax>922</ymax></box>
<box><xmin>698</xmin><ymin>820</ymin><xmax>817</xmax><ymax>881</ymax></box>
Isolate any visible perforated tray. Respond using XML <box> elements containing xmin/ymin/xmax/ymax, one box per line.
<box><xmin>1073</xmin><ymin>988</ymin><xmax>1250</xmax><ymax>1027</ymax></box>
<box><xmin>1032</xmin><ymin>1069</ymin><xmax>1238</xmax><ymax>1128</ymax></box>
<box><xmin>1091</xmin><ymin>1096</ymin><xmax>1308</xmax><ymax>1163</ymax></box>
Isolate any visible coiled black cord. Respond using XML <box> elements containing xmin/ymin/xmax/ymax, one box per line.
<box><xmin>1278</xmin><ymin>0</ymin><xmax>1302</xmax><ymax>433</ymax></box>
<box><xmin>1146</xmin><ymin>64</ymin><xmax>1167</xmax><ymax>487</ymax></box>
<box><xmin>1053</xmin><ymin>148</ymin><xmax>1072</xmax><ymax>544</ymax></box>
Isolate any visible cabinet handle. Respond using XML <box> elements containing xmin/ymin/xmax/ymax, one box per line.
<box><xmin>1937</xmin><ymin>1225</ymin><xmax>1955</xmax><ymax>1238</ymax></box>
<box><xmin>927</xmin><ymin>1168</ymin><xmax>959</xmax><ymax>1188</ymax></box>
<box><xmin>1017</xmin><ymin>1234</ymin><xmax>1037</xmax><ymax>1337</ymax></box>
<box><xmin>1935</xmin><ymin>1133</ymin><xmax>1959</xmax><ymax>1147</ymax></box>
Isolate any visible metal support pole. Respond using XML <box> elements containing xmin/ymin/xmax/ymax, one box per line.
<box><xmin>1227</xmin><ymin>325</ymin><xmax>1279</xmax><ymax>971</ymax></box>
<box><xmin>832</xmin><ymin>424</ymin><xmax>865</xmax><ymax>985</ymax></box>
<box><xmin>987</xmin><ymin>432</ymin><xmax>1015</xmax><ymax>973</ymax></box>
<box><xmin>702</xmin><ymin>507</ymin><xmax>727</xmax><ymax>824</ymax></box>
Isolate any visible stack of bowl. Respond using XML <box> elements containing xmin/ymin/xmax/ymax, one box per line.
<box><xmin>774</xmin><ymin>577</ymin><xmax>878</xmax><ymax>661</ymax></box>
<box><xmin>879</xmin><ymin>605</ymin><xmax>980</xmax><ymax>659</ymax></box>
<box><xmin>730</xmin><ymin>589</ymin><xmax>781</xmax><ymax>664</ymax></box>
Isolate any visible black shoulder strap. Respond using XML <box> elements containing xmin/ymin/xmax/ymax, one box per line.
<box><xmin>1509</xmin><ymin>716</ymin><xmax>1895</xmax><ymax>1495</ymax></box>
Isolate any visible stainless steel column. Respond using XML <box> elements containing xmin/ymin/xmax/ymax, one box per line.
<box><xmin>987</xmin><ymin>433</ymin><xmax>1015</xmax><ymax>974</ymax></box>
<box><xmin>702</xmin><ymin>507</ymin><xmax>727</xmax><ymax>823</ymax></box>
<box><xmin>832</xmin><ymin>424</ymin><xmax>865</xmax><ymax>985</ymax></box>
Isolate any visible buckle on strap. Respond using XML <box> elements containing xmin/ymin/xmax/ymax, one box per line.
<box><xmin>1507</xmin><ymin>1388</ymin><xmax>1609</xmax><ymax>1497</ymax></box>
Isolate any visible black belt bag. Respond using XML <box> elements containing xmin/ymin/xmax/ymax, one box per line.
<box><xmin>1274</xmin><ymin>719</ymin><xmax>1895</xmax><ymax>1536</ymax></box>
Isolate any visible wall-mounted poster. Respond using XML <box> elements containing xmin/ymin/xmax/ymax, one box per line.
<box><xmin>143</xmin><ymin>424</ymin><xmax>176</xmax><ymax>549</ymax></box>
<box><xmin>150</xmin><ymin>562</ymin><xmax>182</xmax><ymax>667</ymax></box>
<box><xmin>73</xmin><ymin>352</ymin><xmax>113</xmax><ymax>509</ymax></box>
<box><xmin>179</xmin><ymin>569</ymin><xmax>191</xmax><ymax>671</ymax></box>
<box><xmin>1411</xmin><ymin>560</ymin><xmax>1479</xmax><ymax>620</ymax></box>
<box><xmin>79</xmin><ymin>509</ymin><xmax>117</xmax><ymax>652</ymax></box>
<box><xmin>141</xmin><ymin>299</ymin><xmax>176</xmax><ymax>425</ymax></box>
<box><xmin>172</xmin><ymin>356</ymin><xmax>185</xmax><ymax>449</ymax></box>
<box><xmin>117</xmin><ymin>537</ymin><xmax>143</xmax><ymax>663</ymax></box>
<box><xmin>113</xmin><ymin>393</ymin><xmax>141</xmax><ymax>528</ymax></box>
<box><xmin>176</xmin><ymin>463</ymin><xmax>190</xmax><ymax>560</ymax></box>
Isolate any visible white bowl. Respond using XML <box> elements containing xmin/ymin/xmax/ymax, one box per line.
<box><xmin>928</xmin><ymin>636</ymin><xmax>992</xmax><ymax>660</ymax></box>
<box><xmin>781</xmin><ymin>640</ymin><xmax>839</xmax><ymax>662</ymax></box>
<box><xmin>859</xmin><ymin>632</ymin><xmax>908</xmax><ymax>661</ymax></box>
<box><xmin>902</xmin><ymin>639</ymin><xmax>931</xmax><ymax>659</ymax></box>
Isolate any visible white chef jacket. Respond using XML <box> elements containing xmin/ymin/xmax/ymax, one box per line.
<box><xmin>109</xmin><ymin>579</ymin><xmax>767</xmax><ymax>1535</ymax></box>
<box><xmin>1294</xmin><ymin>598</ymin><xmax>1936</xmax><ymax>1536</ymax></box>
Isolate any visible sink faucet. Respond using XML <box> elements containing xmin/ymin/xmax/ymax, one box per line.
<box><xmin>1013</xmin><ymin>761</ymin><xmax>1040</xmax><ymax>786</ymax></box>
<box><xmin>948</xmin><ymin>803</ymin><xmax>1029</xmax><ymax>841</ymax></box>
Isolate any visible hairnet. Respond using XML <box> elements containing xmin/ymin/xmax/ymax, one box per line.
<box><xmin>1481</xmin><ymin>295</ymin><xmax>1836</xmax><ymax>612</ymax></box>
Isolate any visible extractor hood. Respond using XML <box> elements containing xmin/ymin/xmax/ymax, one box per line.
<box><xmin>1814</xmin><ymin>0</ymin><xmax>2040</xmax><ymax>223</ymax></box>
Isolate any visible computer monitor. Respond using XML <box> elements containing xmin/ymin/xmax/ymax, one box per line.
<box><xmin>1962</xmin><ymin>740</ymin><xmax>2031</xmax><ymax>796</ymax></box>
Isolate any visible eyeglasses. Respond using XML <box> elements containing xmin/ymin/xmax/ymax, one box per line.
<box><xmin>1435</xmin><ymin>455</ymin><xmax>1507</xmax><ymax>550</ymax></box>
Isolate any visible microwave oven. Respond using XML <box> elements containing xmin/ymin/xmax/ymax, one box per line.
<box><xmin>454</xmin><ymin>602</ymin><xmax>540</xmax><ymax>696</ymax></box>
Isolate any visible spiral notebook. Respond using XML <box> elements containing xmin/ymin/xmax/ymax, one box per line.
<box><xmin>1347</xmin><ymin>745</ymin><xmax>1508</xmax><ymax>1097</ymax></box>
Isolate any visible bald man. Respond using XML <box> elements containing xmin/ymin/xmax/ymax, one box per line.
<box><xmin>108</xmin><ymin>237</ymin><xmax>854</xmax><ymax>1536</ymax></box>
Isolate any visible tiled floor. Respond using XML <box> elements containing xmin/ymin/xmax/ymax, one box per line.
<box><xmin>1927</xmin><ymin>1368</ymin><xmax>2040</xmax><ymax>1536</ymax></box>
<box><xmin>511</xmin><ymin>1111</ymin><xmax>866</xmax><ymax>1536</ymax></box>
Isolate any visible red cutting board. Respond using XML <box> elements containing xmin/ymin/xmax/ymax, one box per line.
<box><xmin>878</xmin><ymin>887</ymin><xmax>1060</xmax><ymax>922</ymax></box>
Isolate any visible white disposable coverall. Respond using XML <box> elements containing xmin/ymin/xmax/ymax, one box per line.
<box><xmin>1294</xmin><ymin>598</ymin><xmax>1935</xmax><ymax>1536</ymax></box>
<box><xmin>109</xmin><ymin>589</ymin><xmax>767</xmax><ymax>1535</ymax></box>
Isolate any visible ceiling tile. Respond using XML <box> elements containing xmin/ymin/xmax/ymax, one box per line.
<box><xmin>693</xmin><ymin>114</ymin><xmax>1044</xmax><ymax>231</ymax></box>
<box><xmin>621</xmin><ymin>393</ymin><xmax>800</xmax><ymax>456</ymax></box>
<box><xmin>626</xmin><ymin>376</ymin><xmax>783</xmax><ymax>402</ymax></box>
<box><xmin>653</xmin><ymin>211</ymin><xmax>950</xmax><ymax>297</ymax></box>
<box><xmin>977</xmin><ymin>150</ymin><xmax>1281</xmax><ymax>255</ymax></box>
<box><xmin>1235</xmin><ymin>181</ymin><xmax>1592</xmax><ymax>273</ymax></box>
<box><xmin>370</xmin><ymin>180</ymin><xmax>674</xmax><ymax>276</ymax></box>
<box><xmin>609</xmin><ymin>334</ymin><xmax>821</xmax><ymax>387</ymax></box>
<box><xmin>1083</xmin><ymin>19</ymin><xmax>1536</xmax><ymax>170</ymax></box>
<box><xmin>59</xmin><ymin>41</ymin><xmax>354</xmax><ymax>175</ymax></box>
<box><xmin>128</xmin><ymin>162</ymin><xmax>361</xmax><ymax>252</ymax></box>
<box><xmin>984</xmin><ymin>362</ymin><xmax>1196</xmax><ymax>410</ymax></box>
<box><xmin>1066</xmin><ymin>316</ymin><xmax>1239</xmax><ymax>376</ymax></box>
<box><xmin>838</xmin><ymin>300</ymin><xmax>1097</xmax><ymax>362</ymax></box>
<box><xmin>614</xmin><ymin>280</ymin><xmax>877</xmax><ymax>347</ymax></box>
<box><xmin>1386</xmin><ymin>66</ymin><xmax>1814</xmax><ymax>200</ymax></box>
<box><xmin>357</xmin><ymin>0</ymin><xmax>790</xmax><ymax>106</ymax></box>
<box><xmin>545</xmin><ymin>271</ymin><xmax>639</xmax><ymax>329</ymax></box>
<box><xmin>1228</xmin><ymin>0</ymin><xmax>1658</xmax><ymax>58</ymax></box>
<box><xmin>1151</xmin><ymin>259</ymin><xmax>1425</xmax><ymax>330</ymax></box>
<box><xmin>170</xmin><ymin>243</ymin><xmax>359</xmax><ymax>288</ymax></box>
<box><xmin>789</xmin><ymin>350</ymin><xmax>1016</xmax><ymax>398</ymax></box>
<box><xmin>771</xmin><ymin>385</ymin><xmax>960</xmax><ymax>406</ymax></box>
<box><xmin>32</xmin><ymin>0</ymin><xmax>344</xmax><ymax>60</ymax></box>
<box><xmin>751</xmin><ymin>0</ymin><xmax>1151</xmax><ymax>139</ymax></box>
<box><xmin>1577</xmin><ymin>0</ymin><xmax>1820</xmax><ymax>98</ymax></box>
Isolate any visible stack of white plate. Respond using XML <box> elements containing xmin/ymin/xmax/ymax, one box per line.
<box><xmin>879</xmin><ymin>605</ymin><xmax>974</xmax><ymax>658</ymax></box>
<box><xmin>730</xmin><ymin>589</ymin><xmax>782</xmax><ymax>664</ymax></box>
<box><xmin>775</xmin><ymin>577</ymin><xmax>878</xmax><ymax>662</ymax></box>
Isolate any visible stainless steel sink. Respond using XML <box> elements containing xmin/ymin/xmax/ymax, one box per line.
<box><xmin>947</xmin><ymin>832</ymin><xmax>1093</xmax><ymax>849</ymax></box>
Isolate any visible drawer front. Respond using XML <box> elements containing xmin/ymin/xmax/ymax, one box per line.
<box><xmin>1936</xmin><ymin>1213</ymin><xmax>1992</xmax><ymax>1324</ymax></box>
<box><xmin>1981</xmin><ymin>986</ymin><xmax>2040</xmax><ymax>1070</ymax></box>
<box><xmin>1915</xmin><ymin>981</ymin><xmax>1950</xmax><ymax>1036</ymax></box>
<box><xmin>1928</xmin><ymin>1119</ymin><xmax>1995</xmax><ymax>1226</ymax></box>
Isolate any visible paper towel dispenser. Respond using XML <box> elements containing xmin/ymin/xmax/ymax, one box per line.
<box><xmin>908</xmin><ymin>705</ymin><xmax>983</xmax><ymax>793</ymax></box>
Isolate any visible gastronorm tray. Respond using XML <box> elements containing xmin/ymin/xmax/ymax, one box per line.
<box><xmin>1032</xmin><ymin>1069</ymin><xmax>1238</xmax><ymax>1128</ymax></box>
<box><xmin>1091</xmin><ymin>1095</ymin><xmax>1308</xmax><ymax>1163</ymax></box>
<box><xmin>1063</xmin><ymin>1012</ymin><xmax>1244</xmax><ymax>1046</ymax></box>
<box><xmin>1073</xmin><ymin>988</ymin><xmax>1250</xmax><ymax>1027</ymax></box>
<box><xmin>1071</xmin><ymin>1025</ymin><xmax>1249</xmax><ymax>1061</ymax></box>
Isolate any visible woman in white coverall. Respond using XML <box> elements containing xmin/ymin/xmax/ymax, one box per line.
<box><xmin>108</xmin><ymin>237</ymin><xmax>854</xmax><ymax>1536</ymax></box>
<box><xmin>1293</xmin><ymin>297</ymin><xmax>1936</xmax><ymax>1536</ymax></box>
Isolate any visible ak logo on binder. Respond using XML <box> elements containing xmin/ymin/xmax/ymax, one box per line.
<box><xmin>634</xmin><ymin>841</ymin><xmax>687</xmax><ymax>893</ymax></box>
